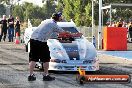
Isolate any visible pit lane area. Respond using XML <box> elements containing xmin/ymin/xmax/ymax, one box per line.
<box><xmin>0</xmin><ymin>42</ymin><xmax>132</xmax><ymax>88</ymax></box>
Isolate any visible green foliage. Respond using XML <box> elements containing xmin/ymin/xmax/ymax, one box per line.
<box><xmin>63</xmin><ymin>0</ymin><xmax>74</xmax><ymax>21</ymax></box>
<box><xmin>84</xmin><ymin>3</ymin><xmax>92</xmax><ymax>26</ymax></box>
<box><xmin>55</xmin><ymin>0</ymin><xmax>63</xmax><ymax>12</ymax></box>
<box><xmin>12</xmin><ymin>5</ymin><xmax>24</xmax><ymax>21</ymax></box>
<box><xmin>11</xmin><ymin>1</ymin><xmax>56</xmax><ymax>26</ymax></box>
<box><xmin>0</xmin><ymin>0</ymin><xmax>10</xmax><ymax>4</ymax></box>
<box><xmin>73</xmin><ymin>0</ymin><xmax>81</xmax><ymax>26</ymax></box>
<box><xmin>112</xmin><ymin>8</ymin><xmax>132</xmax><ymax>22</ymax></box>
<box><xmin>42</xmin><ymin>0</ymin><xmax>56</xmax><ymax>19</ymax></box>
<box><xmin>9</xmin><ymin>0</ymin><xmax>132</xmax><ymax>27</ymax></box>
<box><xmin>0</xmin><ymin>4</ymin><xmax>6</xmax><ymax>17</ymax></box>
<box><xmin>31</xmin><ymin>19</ymin><xmax>42</xmax><ymax>26</ymax></box>
<box><xmin>22</xmin><ymin>2</ymin><xmax>35</xmax><ymax>21</ymax></box>
<box><xmin>58</xmin><ymin>0</ymin><xmax>92</xmax><ymax>26</ymax></box>
<box><xmin>102</xmin><ymin>0</ymin><xmax>132</xmax><ymax>25</ymax></box>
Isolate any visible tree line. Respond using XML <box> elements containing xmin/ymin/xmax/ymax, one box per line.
<box><xmin>0</xmin><ymin>0</ymin><xmax>132</xmax><ymax>27</ymax></box>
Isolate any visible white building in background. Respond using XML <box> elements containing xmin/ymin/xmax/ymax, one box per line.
<box><xmin>12</xmin><ymin>0</ymin><xmax>58</xmax><ymax>7</ymax></box>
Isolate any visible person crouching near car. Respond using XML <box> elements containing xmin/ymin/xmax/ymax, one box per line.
<box><xmin>28</xmin><ymin>13</ymin><xmax>64</xmax><ymax>81</ymax></box>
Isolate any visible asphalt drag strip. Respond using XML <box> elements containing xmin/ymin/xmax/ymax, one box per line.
<box><xmin>0</xmin><ymin>43</ymin><xmax>132</xmax><ymax>88</ymax></box>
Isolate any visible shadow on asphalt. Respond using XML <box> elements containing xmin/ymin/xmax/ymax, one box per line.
<box><xmin>35</xmin><ymin>69</ymin><xmax>102</xmax><ymax>74</ymax></box>
<box><xmin>47</xmin><ymin>70</ymin><xmax>102</xmax><ymax>75</ymax></box>
<box><xmin>47</xmin><ymin>66</ymin><xmax>131</xmax><ymax>75</ymax></box>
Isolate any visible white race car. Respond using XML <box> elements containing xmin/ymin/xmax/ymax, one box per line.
<box><xmin>24</xmin><ymin>21</ymin><xmax>99</xmax><ymax>71</ymax></box>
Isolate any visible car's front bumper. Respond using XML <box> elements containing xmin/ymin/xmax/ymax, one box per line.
<box><xmin>49</xmin><ymin>62</ymin><xmax>99</xmax><ymax>71</ymax></box>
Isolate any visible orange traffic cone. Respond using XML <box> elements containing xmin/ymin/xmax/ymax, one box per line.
<box><xmin>15</xmin><ymin>32</ymin><xmax>20</xmax><ymax>44</ymax></box>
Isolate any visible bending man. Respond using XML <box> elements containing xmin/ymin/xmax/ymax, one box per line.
<box><xmin>28</xmin><ymin>13</ymin><xmax>64</xmax><ymax>81</ymax></box>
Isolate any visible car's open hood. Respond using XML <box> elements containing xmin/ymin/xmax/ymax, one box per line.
<box><xmin>47</xmin><ymin>38</ymin><xmax>97</xmax><ymax>60</ymax></box>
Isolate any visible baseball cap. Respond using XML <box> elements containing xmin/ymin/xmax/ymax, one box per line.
<box><xmin>57</xmin><ymin>12</ymin><xmax>62</xmax><ymax>17</ymax></box>
<box><xmin>52</xmin><ymin>13</ymin><xmax>60</xmax><ymax>21</ymax></box>
<box><xmin>52</xmin><ymin>13</ymin><xmax>58</xmax><ymax>18</ymax></box>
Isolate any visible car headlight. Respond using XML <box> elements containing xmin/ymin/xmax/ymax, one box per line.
<box><xmin>50</xmin><ymin>59</ymin><xmax>61</xmax><ymax>63</ymax></box>
<box><xmin>50</xmin><ymin>59</ymin><xmax>67</xmax><ymax>63</ymax></box>
<box><xmin>61</xmin><ymin>60</ymin><xmax>67</xmax><ymax>63</ymax></box>
<box><xmin>53</xmin><ymin>47</ymin><xmax>64</xmax><ymax>54</ymax></box>
<box><xmin>83</xmin><ymin>59</ymin><xmax>96</xmax><ymax>64</ymax></box>
<box><xmin>53</xmin><ymin>47</ymin><xmax>61</xmax><ymax>51</ymax></box>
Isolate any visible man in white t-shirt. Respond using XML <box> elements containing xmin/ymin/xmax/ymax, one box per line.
<box><xmin>28</xmin><ymin>13</ymin><xmax>64</xmax><ymax>81</ymax></box>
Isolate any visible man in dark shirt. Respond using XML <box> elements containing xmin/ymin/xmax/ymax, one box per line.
<box><xmin>0</xmin><ymin>15</ymin><xmax>8</xmax><ymax>42</ymax></box>
<box><xmin>8</xmin><ymin>15</ymin><xmax>14</xmax><ymax>42</ymax></box>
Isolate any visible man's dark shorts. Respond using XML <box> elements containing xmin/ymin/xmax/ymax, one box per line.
<box><xmin>29</xmin><ymin>39</ymin><xmax>51</xmax><ymax>62</ymax></box>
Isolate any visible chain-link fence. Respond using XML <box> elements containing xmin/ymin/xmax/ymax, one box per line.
<box><xmin>77</xmin><ymin>27</ymin><xmax>92</xmax><ymax>42</ymax></box>
<box><xmin>77</xmin><ymin>26</ymin><xmax>100</xmax><ymax>49</ymax></box>
<box><xmin>20</xmin><ymin>25</ymin><xmax>100</xmax><ymax>47</ymax></box>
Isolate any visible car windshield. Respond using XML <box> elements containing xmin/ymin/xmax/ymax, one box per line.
<box><xmin>61</xmin><ymin>27</ymin><xmax>79</xmax><ymax>33</ymax></box>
